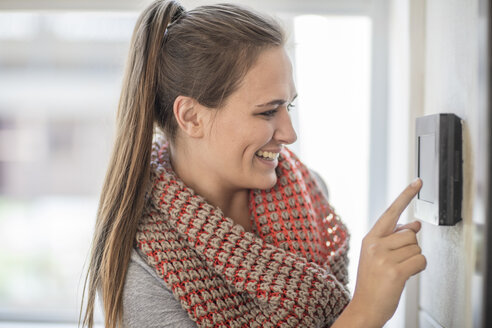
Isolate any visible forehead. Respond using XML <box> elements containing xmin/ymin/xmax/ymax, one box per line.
<box><xmin>233</xmin><ymin>47</ymin><xmax>296</xmax><ymax>104</ymax></box>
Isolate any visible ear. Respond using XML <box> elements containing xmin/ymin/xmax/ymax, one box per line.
<box><xmin>173</xmin><ymin>96</ymin><xmax>205</xmax><ymax>138</ymax></box>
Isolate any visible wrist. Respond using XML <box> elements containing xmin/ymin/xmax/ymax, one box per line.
<box><xmin>332</xmin><ymin>300</ymin><xmax>380</xmax><ymax>328</ymax></box>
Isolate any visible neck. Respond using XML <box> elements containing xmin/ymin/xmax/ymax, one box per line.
<box><xmin>169</xmin><ymin>142</ymin><xmax>252</xmax><ymax>232</ymax></box>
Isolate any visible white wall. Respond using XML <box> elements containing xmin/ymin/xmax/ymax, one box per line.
<box><xmin>386</xmin><ymin>0</ymin><xmax>489</xmax><ymax>327</ymax></box>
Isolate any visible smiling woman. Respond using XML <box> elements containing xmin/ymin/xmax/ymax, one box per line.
<box><xmin>169</xmin><ymin>46</ymin><xmax>298</xmax><ymax>230</ymax></box>
<box><xmin>80</xmin><ymin>1</ymin><xmax>426</xmax><ymax>328</ymax></box>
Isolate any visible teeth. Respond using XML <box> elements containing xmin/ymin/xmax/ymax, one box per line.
<box><xmin>256</xmin><ymin>150</ymin><xmax>279</xmax><ymax>160</ymax></box>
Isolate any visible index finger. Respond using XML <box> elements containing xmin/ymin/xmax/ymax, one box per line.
<box><xmin>370</xmin><ymin>178</ymin><xmax>422</xmax><ymax>237</ymax></box>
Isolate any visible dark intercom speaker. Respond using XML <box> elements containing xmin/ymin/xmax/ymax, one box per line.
<box><xmin>414</xmin><ymin>113</ymin><xmax>463</xmax><ymax>226</ymax></box>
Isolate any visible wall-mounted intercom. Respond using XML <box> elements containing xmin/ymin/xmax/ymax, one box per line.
<box><xmin>415</xmin><ymin>113</ymin><xmax>463</xmax><ymax>226</ymax></box>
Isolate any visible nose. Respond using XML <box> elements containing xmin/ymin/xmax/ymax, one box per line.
<box><xmin>274</xmin><ymin>108</ymin><xmax>297</xmax><ymax>145</ymax></box>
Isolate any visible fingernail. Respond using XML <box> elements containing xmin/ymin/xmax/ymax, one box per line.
<box><xmin>411</xmin><ymin>178</ymin><xmax>421</xmax><ymax>187</ymax></box>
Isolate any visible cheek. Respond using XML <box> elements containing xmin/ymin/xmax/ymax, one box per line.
<box><xmin>209</xmin><ymin>129</ymin><xmax>248</xmax><ymax>167</ymax></box>
<box><xmin>212</xmin><ymin>116</ymin><xmax>273</xmax><ymax>162</ymax></box>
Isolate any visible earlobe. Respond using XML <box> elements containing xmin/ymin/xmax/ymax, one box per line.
<box><xmin>173</xmin><ymin>96</ymin><xmax>204</xmax><ymax>138</ymax></box>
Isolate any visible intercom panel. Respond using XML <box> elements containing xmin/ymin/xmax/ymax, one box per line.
<box><xmin>415</xmin><ymin>113</ymin><xmax>463</xmax><ymax>226</ymax></box>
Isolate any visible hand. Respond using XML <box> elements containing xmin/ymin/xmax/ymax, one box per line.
<box><xmin>350</xmin><ymin>178</ymin><xmax>427</xmax><ymax>327</ymax></box>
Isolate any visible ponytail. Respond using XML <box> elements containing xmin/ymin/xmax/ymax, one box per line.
<box><xmin>80</xmin><ymin>1</ymin><xmax>184</xmax><ymax>327</ymax></box>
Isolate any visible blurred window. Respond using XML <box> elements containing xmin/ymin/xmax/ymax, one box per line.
<box><xmin>294</xmin><ymin>15</ymin><xmax>372</xmax><ymax>293</ymax></box>
<box><xmin>0</xmin><ymin>11</ymin><xmax>138</xmax><ymax>324</ymax></box>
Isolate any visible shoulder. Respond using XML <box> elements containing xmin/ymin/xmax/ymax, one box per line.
<box><xmin>309</xmin><ymin>168</ymin><xmax>329</xmax><ymax>201</ymax></box>
<box><xmin>122</xmin><ymin>248</ymin><xmax>197</xmax><ymax>328</ymax></box>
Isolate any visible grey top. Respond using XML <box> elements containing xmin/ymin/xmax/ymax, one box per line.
<box><xmin>122</xmin><ymin>249</ymin><xmax>197</xmax><ymax>328</ymax></box>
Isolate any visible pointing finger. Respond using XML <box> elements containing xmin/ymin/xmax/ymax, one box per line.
<box><xmin>370</xmin><ymin>178</ymin><xmax>422</xmax><ymax>237</ymax></box>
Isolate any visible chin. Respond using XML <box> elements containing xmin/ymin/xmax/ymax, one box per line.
<box><xmin>252</xmin><ymin>173</ymin><xmax>277</xmax><ymax>190</ymax></box>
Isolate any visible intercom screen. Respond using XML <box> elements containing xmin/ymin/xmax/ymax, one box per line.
<box><xmin>418</xmin><ymin>134</ymin><xmax>435</xmax><ymax>203</ymax></box>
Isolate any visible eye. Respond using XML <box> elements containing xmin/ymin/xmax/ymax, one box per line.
<box><xmin>260</xmin><ymin>109</ymin><xmax>278</xmax><ymax>117</ymax></box>
<box><xmin>287</xmin><ymin>103</ymin><xmax>296</xmax><ymax>112</ymax></box>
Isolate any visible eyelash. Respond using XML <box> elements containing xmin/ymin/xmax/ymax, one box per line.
<box><xmin>260</xmin><ymin>109</ymin><xmax>278</xmax><ymax>117</ymax></box>
<box><xmin>260</xmin><ymin>104</ymin><xmax>295</xmax><ymax>118</ymax></box>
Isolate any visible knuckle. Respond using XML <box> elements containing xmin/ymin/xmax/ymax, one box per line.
<box><xmin>362</xmin><ymin>236</ymin><xmax>374</xmax><ymax>248</ymax></box>
<box><xmin>387</xmin><ymin>266</ymin><xmax>401</xmax><ymax>281</ymax></box>
<box><xmin>420</xmin><ymin>255</ymin><xmax>427</xmax><ymax>270</ymax></box>
<box><xmin>403</xmin><ymin>229</ymin><xmax>414</xmax><ymax>237</ymax></box>
<box><xmin>376</xmin><ymin>256</ymin><xmax>387</xmax><ymax>267</ymax></box>
<box><xmin>412</xmin><ymin>244</ymin><xmax>422</xmax><ymax>254</ymax></box>
<box><xmin>404</xmin><ymin>230</ymin><xmax>418</xmax><ymax>243</ymax></box>
<box><xmin>366</xmin><ymin>243</ymin><xmax>379</xmax><ymax>257</ymax></box>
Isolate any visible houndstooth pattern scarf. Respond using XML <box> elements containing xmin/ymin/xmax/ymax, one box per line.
<box><xmin>136</xmin><ymin>139</ymin><xmax>351</xmax><ymax>327</ymax></box>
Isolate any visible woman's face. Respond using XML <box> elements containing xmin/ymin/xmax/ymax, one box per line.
<box><xmin>200</xmin><ymin>46</ymin><xmax>297</xmax><ymax>191</ymax></box>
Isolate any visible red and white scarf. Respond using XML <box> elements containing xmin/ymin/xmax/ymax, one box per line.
<box><xmin>136</xmin><ymin>139</ymin><xmax>350</xmax><ymax>327</ymax></box>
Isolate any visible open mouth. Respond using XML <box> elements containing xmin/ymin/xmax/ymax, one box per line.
<box><xmin>255</xmin><ymin>150</ymin><xmax>280</xmax><ymax>161</ymax></box>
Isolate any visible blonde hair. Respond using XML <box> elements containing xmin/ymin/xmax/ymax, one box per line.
<box><xmin>80</xmin><ymin>1</ymin><xmax>284</xmax><ymax>327</ymax></box>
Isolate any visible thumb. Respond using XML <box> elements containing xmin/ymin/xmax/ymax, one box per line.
<box><xmin>395</xmin><ymin>220</ymin><xmax>422</xmax><ymax>234</ymax></box>
<box><xmin>369</xmin><ymin>178</ymin><xmax>422</xmax><ymax>237</ymax></box>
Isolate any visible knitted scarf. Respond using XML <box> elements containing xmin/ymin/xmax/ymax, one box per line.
<box><xmin>136</xmin><ymin>139</ymin><xmax>351</xmax><ymax>327</ymax></box>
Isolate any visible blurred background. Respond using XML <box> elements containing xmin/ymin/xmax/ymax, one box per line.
<box><xmin>0</xmin><ymin>0</ymin><xmax>488</xmax><ymax>327</ymax></box>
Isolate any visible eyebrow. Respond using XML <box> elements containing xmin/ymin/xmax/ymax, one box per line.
<box><xmin>255</xmin><ymin>94</ymin><xmax>298</xmax><ymax>108</ymax></box>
